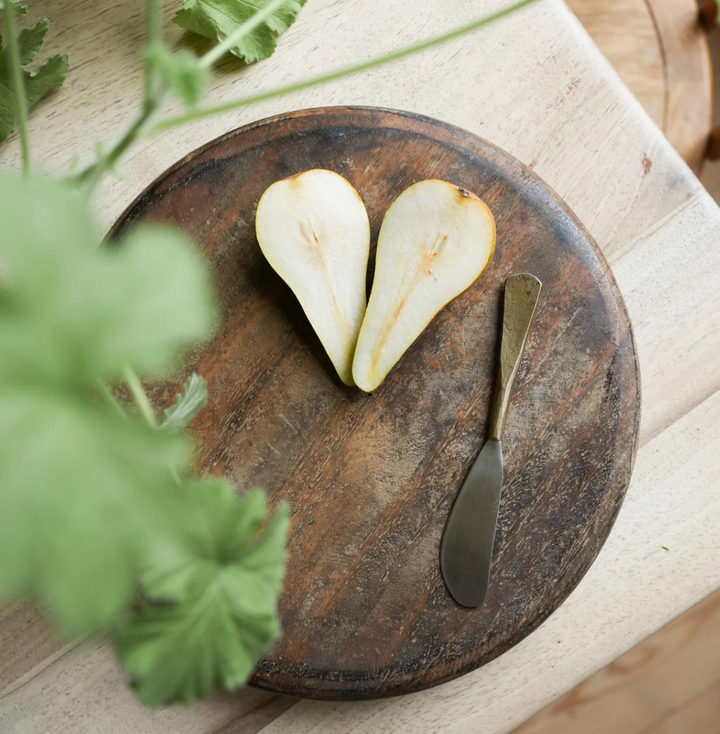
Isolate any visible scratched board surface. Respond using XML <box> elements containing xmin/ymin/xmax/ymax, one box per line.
<box><xmin>112</xmin><ymin>107</ymin><xmax>640</xmax><ymax>700</ymax></box>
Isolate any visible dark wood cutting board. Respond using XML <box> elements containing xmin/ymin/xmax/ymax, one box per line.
<box><xmin>112</xmin><ymin>107</ymin><xmax>640</xmax><ymax>701</ymax></box>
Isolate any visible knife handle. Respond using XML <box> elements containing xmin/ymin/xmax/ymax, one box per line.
<box><xmin>488</xmin><ymin>274</ymin><xmax>542</xmax><ymax>441</ymax></box>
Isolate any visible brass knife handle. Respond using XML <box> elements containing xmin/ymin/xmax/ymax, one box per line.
<box><xmin>488</xmin><ymin>274</ymin><xmax>542</xmax><ymax>441</ymax></box>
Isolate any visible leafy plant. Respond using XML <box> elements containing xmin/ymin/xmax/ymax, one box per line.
<box><xmin>161</xmin><ymin>373</ymin><xmax>209</xmax><ymax>431</ymax></box>
<box><xmin>0</xmin><ymin>169</ymin><xmax>290</xmax><ymax>699</ymax></box>
<box><xmin>174</xmin><ymin>0</ymin><xmax>307</xmax><ymax>63</ymax></box>
<box><xmin>147</xmin><ymin>44</ymin><xmax>209</xmax><ymax>107</ymax></box>
<box><xmin>0</xmin><ymin>2</ymin><xmax>67</xmax><ymax>142</ymax></box>
<box><xmin>117</xmin><ymin>484</ymin><xmax>289</xmax><ymax>706</ymax></box>
<box><xmin>0</xmin><ymin>176</ymin><xmax>209</xmax><ymax>634</ymax></box>
<box><xmin>0</xmin><ymin>0</ymin><xmax>537</xmax><ymax>708</ymax></box>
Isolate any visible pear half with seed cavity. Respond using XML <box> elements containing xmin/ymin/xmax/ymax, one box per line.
<box><xmin>352</xmin><ymin>179</ymin><xmax>495</xmax><ymax>392</ymax></box>
<box><xmin>256</xmin><ymin>169</ymin><xmax>371</xmax><ymax>386</ymax></box>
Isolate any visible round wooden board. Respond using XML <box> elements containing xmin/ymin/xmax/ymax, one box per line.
<box><xmin>112</xmin><ymin>107</ymin><xmax>641</xmax><ymax>701</ymax></box>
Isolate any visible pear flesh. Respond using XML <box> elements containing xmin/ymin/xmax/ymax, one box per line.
<box><xmin>352</xmin><ymin>180</ymin><xmax>495</xmax><ymax>392</ymax></box>
<box><xmin>256</xmin><ymin>169</ymin><xmax>370</xmax><ymax>386</ymax></box>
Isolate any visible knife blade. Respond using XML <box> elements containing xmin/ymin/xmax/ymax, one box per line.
<box><xmin>440</xmin><ymin>273</ymin><xmax>542</xmax><ymax>608</ymax></box>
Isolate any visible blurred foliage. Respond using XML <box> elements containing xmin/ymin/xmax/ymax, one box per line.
<box><xmin>147</xmin><ymin>44</ymin><xmax>208</xmax><ymax>106</ymax></box>
<box><xmin>0</xmin><ymin>11</ymin><xmax>68</xmax><ymax>142</ymax></box>
<box><xmin>0</xmin><ymin>175</ymin><xmax>289</xmax><ymax>701</ymax></box>
<box><xmin>160</xmin><ymin>373</ymin><xmax>209</xmax><ymax>431</ymax></box>
<box><xmin>0</xmin><ymin>0</ymin><xmax>536</xmax><ymax>708</ymax></box>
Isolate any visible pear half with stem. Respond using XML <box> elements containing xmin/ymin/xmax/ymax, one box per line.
<box><xmin>352</xmin><ymin>179</ymin><xmax>495</xmax><ymax>392</ymax></box>
<box><xmin>256</xmin><ymin>169</ymin><xmax>370</xmax><ymax>386</ymax></box>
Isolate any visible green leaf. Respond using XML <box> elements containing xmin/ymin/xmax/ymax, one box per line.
<box><xmin>0</xmin><ymin>82</ymin><xmax>15</xmax><ymax>135</ymax></box>
<box><xmin>0</xmin><ymin>390</ymin><xmax>188</xmax><ymax>636</ymax></box>
<box><xmin>0</xmin><ymin>174</ymin><xmax>218</xmax><ymax>634</ymax></box>
<box><xmin>0</xmin><ymin>18</ymin><xmax>67</xmax><ymax>142</ymax></box>
<box><xmin>0</xmin><ymin>1</ymin><xmax>27</xmax><ymax>14</ymax></box>
<box><xmin>173</xmin><ymin>0</ymin><xmax>307</xmax><ymax>64</ymax></box>
<box><xmin>116</xmin><ymin>482</ymin><xmax>289</xmax><ymax>706</ymax></box>
<box><xmin>147</xmin><ymin>44</ymin><xmax>209</xmax><ymax>107</ymax></box>
<box><xmin>18</xmin><ymin>18</ymin><xmax>48</xmax><ymax>65</ymax></box>
<box><xmin>24</xmin><ymin>52</ymin><xmax>69</xmax><ymax>106</ymax></box>
<box><xmin>0</xmin><ymin>177</ymin><xmax>216</xmax><ymax>385</ymax></box>
<box><xmin>161</xmin><ymin>373</ymin><xmax>208</xmax><ymax>432</ymax></box>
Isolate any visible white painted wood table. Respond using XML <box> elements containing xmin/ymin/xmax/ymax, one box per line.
<box><xmin>2</xmin><ymin>0</ymin><xmax>720</xmax><ymax>732</ymax></box>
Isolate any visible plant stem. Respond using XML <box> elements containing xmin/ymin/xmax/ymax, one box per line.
<box><xmin>71</xmin><ymin>0</ymin><xmax>535</xmax><ymax>192</ymax></box>
<box><xmin>152</xmin><ymin>0</ymin><xmax>537</xmax><ymax>132</ymax></box>
<box><xmin>72</xmin><ymin>94</ymin><xmax>162</xmax><ymax>190</ymax></box>
<box><xmin>97</xmin><ymin>380</ymin><xmax>128</xmax><ymax>420</ymax></box>
<box><xmin>144</xmin><ymin>0</ymin><xmax>162</xmax><ymax>107</ymax></box>
<box><xmin>124</xmin><ymin>367</ymin><xmax>157</xmax><ymax>428</ymax></box>
<box><xmin>199</xmin><ymin>0</ymin><xmax>291</xmax><ymax>68</ymax></box>
<box><xmin>70</xmin><ymin>0</ymin><xmax>289</xmax><ymax>190</ymax></box>
<box><xmin>3</xmin><ymin>1</ymin><xmax>31</xmax><ymax>176</ymax></box>
<box><xmin>73</xmin><ymin>0</ymin><xmax>164</xmax><ymax>190</ymax></box>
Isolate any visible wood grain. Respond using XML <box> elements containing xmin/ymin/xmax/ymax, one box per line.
<box><xmin>567</xmin><ymin>0</ymin><xmax>712</xmax><ymax>173</ymax></box>
<box><xmin>0</xmin><ymin>0</ymin><xmax>719</xmax><ymax>731</ymax></box>
<box><xmin>111</xmin><ymin>107</ymin><xmax>640</xmax><ymax>699</ymax></box>
<box><xmin>512</xmin><ymin>588</ymin><xmax>720</xmax><ymax>733</ymax></box>
<box><xmin>650</xmin><ymin>681</ymin><xmax>720</xmax><ymax>734</ymax></box>
<box><xmin>566</xmin><ymin>0</ymin><xmax>666</xmax><ymax>126</ymax></box>
<box><xmin>646</xmin><ymin>0</ymin><xmax>713</xmax><ymax>172</ymax></box>
<box><xmin>0</xmin><ymin>606</ymin><xmax>68</xmax><ymax>694</ymax></box>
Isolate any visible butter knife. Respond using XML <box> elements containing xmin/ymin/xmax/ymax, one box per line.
<box><xmin>440</xmin><ymin>273</ymin><xmax>542</xmax><ymax>608</ymax></box>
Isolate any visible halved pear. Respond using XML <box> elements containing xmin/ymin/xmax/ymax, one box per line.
<box><xmin>352</xmin><ymin>180</ymin><xmax>495</xmax><ymax>392</ymax></box>
<box><xmin>256</xmin><ymin>169</ymin><xmax>370</xmax><ymax>385</ymax></box>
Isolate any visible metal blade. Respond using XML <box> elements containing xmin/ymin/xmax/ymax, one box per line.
<box><xmin>440</xmin><ymin>438</ymin><xmax>504</xmax><ymax>608</ymax></box>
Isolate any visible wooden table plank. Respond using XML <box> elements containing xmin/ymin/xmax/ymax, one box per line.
<box><xmin>1</xmin><ymin>0</ymin><xmax>719</xmax><ymax>732</ymax></box>
<box><xmin>565</xmin><ymin>0</ymin><xmax>666</xmax><ymax>128</ymax></box>
<box><xmin>512</xmin><ymin>589</ymin><xmax>720</xmax><ymax>733</ymax></box>
<box><xmin>0</xmin><ymin>640</ymin><xmax>281</xmax><ymax>734</ymax></box>
<box><xmin>566</xmin><ymin>0</ymin><xmax>713</xmax><ymax>173</ymax></box>
<box><xmin>613</xmin><ymin>193</ymin><xmax>720</xmax><ymax>442</ymax></box>
<box><xmin>0</xmin><ymin>606</ymin><xmax>64</xmax><ymax>694</ymax></box>
<box><xmin>650</xmin><ymin>681</ymin><xmax>720</xmax><ymax>734</ymax></box>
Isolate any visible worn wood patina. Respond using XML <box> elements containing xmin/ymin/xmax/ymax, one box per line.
<box><xmin>111</xmin><ymin>106</ymin><xmax>641</xmax><ymax>701</ymax></box>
